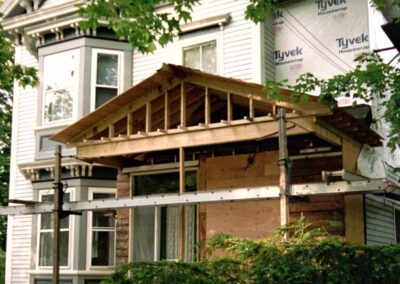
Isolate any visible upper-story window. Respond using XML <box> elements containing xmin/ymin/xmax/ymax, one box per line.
<box><xmin>42</xmin><ymin>49</ymin><xmax>79</xmax><ymax>125</ymax></box>
<box><xmin>183</xmin><ymin>41</ymin><xmax>216</xmax><ymax>74</ymax></box>
<box><xmin>91</xmin><ymin>49</ymin><xmax>123</xmax><ymax>109</ymax></box>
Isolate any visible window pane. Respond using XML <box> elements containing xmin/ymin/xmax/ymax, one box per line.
<box><xmin>133</xmin><ymin>207</ymin><xmax>155</xmax><ymax>261</ymax></box>
<box><xmin>93</xmin><ymin>210</ymin><xmax>115</xmax><ymax>228</ymax></box>
<box><xmin>44</xmin><ymin>88</ymin><xmax>74</xmax><ymax>123</ymax></box>
<box><xmin>43</xmin><ymin>49</ymin><xmax>78</xmax><ymax>124</ymax></box>
<box><xmin>164</xmin><ymin>206</ymin><xmax>179</xmax><ymax>260</ymax></box>
<box><xmin>184</xmin><ymin>46</ymin><xmax>201</xmax><ymax>70</ymax></box>
<box><xmin>202</xmin><ymin>42</ymin><xmax>216</xmax><ymax>73</ymax></box>
<box><xmin>91</xmin><ymin>231</ymin><xmax>115</xmax><ymax>266</ymax></box>
<box><xmin>95</xmin><ymin>87</ymin><xmax>118</xmax><ymax>108</ymax></box>
<box><xmin>38</xmin><ymin>231</ymin><xmax>68</xmax><ymax>266</ymax></box>
<box><xmin>96</xmin><ymin>53</ymin><xmax>118</xmax><ymax>86</ymax></box>
<box><xmin>41</xmin><ymin>194</ymin><xmax>70</xmax><ymax>229</ymax></box>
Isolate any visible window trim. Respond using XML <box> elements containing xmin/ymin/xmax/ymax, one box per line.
<box><xmin>87</xmin><ymin>187</ymin><xmax>117</xmax><ymax>270</ymax></box>
<box><xmin>41</xmin><ymin>48</ymin><xmax>80</xmax><ymax>127</ymax></box>
<box><xmin>130</xmin><ymin>169</ymin><xmax>198</xmax><ymax>262</ymax></box>
<box><xmin>90</xmin><ymin>48</ymin><xmax>124</xmax><ymax>111</ymax></box>
<box><xmin>36</xmin><ymin>188</ymin><xmax>75</xmax><ymax>270</ymax></box>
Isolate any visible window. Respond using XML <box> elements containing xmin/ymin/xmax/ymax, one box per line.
<box><xmin>35</xmin><ymin>280</ymin><xmax>72</xmax><ymax>284</ymax></box>
<box><xmin>91</xmin><ymin>49</ymin><xmax>123</xmax><ymax>109</ymax></box>
<box><xmin>37</xmin><ymin>191</ymin><xmax>72</xmax><ymax>267</ymax></box>
<box><xmin>88</xmin><ymin>188</ymin><xmax>116</xmax><ymax>267</ymax></box>
<box><xmin>183</xmin><ymin>41</ymin><xmax>216</xmax><ymax>73</ymax></box>
<box><xmin>42</xmin><ymin>49</ymin><xmax>79</xmax><ymax>124</ymax></box>
<box><xmin>132</xmin><ymin>171</ymin><xmax>197</xmax><ymax>262</ymax></box>
<box><xmin>395</xmin><ymin>209</ymin><xmax>400</xmax><ymax>243</ymax></box>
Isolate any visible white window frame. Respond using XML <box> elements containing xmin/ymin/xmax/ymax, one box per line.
<box><xmin>41</xmin><ymin>49</ymin><xmax>80</xmax><ymax>127</ymax></box>
<box><xmin>87</xmin><ymin>187</ymin><xmax>117</xmax><ymax>270</ymax></box>
<box><xmin>36</xmin><ymin>188</ymin><xmax>75</xmax><ymax>270</ymax></box>
<box><xmin>180</xmin><ymin>32</ymin><xmax>223</xmax><ymax>75</ymax></box>
<box><xmin>90</xmin><ymin>49</ymin><xmax>124</xmax><ymax>111</ymax></box>
<box><xmin>130</xmin><ymin>169</ymin><xmax>198</xmax><ymax>262</ymax></box>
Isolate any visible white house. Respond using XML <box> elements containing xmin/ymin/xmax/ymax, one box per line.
<box><xmin>1</xmin><ymin>0</ymin><xmax>399</xmax><ymax>283</ymax></box>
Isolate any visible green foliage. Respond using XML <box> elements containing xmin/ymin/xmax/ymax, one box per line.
<box><xmin>79</xmin><ymin>0</ymin><xmax>199</xmax><ymax>53</ymax></box>
<box><xmin>0</xmin><ymin>249</ymin><xmax>4</xmax><ymax>284</ymax></box>
<box><xmin>0</xmin><ymin>20</ymin><xmax>38</xmax><ymax>250</ymax></box>
<box><xmin>265</xmin><ymin>53</ymin><xmax>400</xmax><ymax>149</ymax></box>
<box><xmin>102</xmin><ymin>219</ymin><xmax>400</xmax><ymax>284</ymax></box>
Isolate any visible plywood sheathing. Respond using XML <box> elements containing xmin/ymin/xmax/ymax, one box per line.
<box><xmin>342</xmin><ymin>138</ymin><xmax>365</xmax><ymax>244</ymax></box>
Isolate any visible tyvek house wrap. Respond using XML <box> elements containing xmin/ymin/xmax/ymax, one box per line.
<box><xmin>273</xmin><ymin>0</ymin><xmax>369</xmax><ymax>106</ymax></box>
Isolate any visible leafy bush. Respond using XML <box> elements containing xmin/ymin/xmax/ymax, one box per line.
<box><xmin>103</xmin><ymin>219</ymin><xmax>400</xmax><ymax>284</ymax></box>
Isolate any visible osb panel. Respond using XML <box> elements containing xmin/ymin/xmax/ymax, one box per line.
<box><xmin>205</xmin><ymin>151</ymin><xmax>280</xmax><ymax>190</ymax></box>
<box><xmin>206</xmin><ymin>200</ymin><xmax>280</xmax><ymax>240</ymax></box>
<box><xmin>116</xmin><ymin>172</ymin><xmax>130</xmax><ymax>264</ymax></box>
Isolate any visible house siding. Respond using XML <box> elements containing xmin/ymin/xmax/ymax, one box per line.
<box><xmin>133</xmin><ymin>0</ymin><xmax>254</xmax><ymax>84</ymax></box>
<box><xmin>6</xmin><ymin>46</ymin><xmax>37</xmax><ymax>283</ymax></box>
<box><xmin>365</xmin><ymin>194</ymin><xmax>396</xmax><ymax>245</ymax></box>
<box><xmin>264</xmin><ymin>13</ymin><xmax>275</xmax><ymax>81</ymax></box>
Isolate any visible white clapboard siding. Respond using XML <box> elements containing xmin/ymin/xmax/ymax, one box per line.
<box><xmin>264</xmin><ymin>13</ymin><xmax>275</xmax><ymax>81</ymax></box>
<box><xmin>133</xmin><ymin>0</ymin><xmax>254</xmax><ymax>84</ymax></box>
<box><xmin>6</xmin><ymin>45</ymin><xmax>37</xmax><ymax>284</ymax></box>
<box><xmin>365</xmin><ymin>194</ymin><xmax>396</xmax><ymax>245</ymax></box>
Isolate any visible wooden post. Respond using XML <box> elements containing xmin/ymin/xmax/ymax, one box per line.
<box><xmin>164</xmin><ymin>92</ymin><xmax>169</xmax><ymax>130</ymax></box>
<box><xmin>179</xmin><ymin>147</ymin><xmax>186</xmax><ymax>261</ymax></box>
<box><xmin>127</xmin><ymin>113</ymin><xmax>132</xmax><ymax>136</ymax></box>
<box><xmin>180</xmin><ymin>83</ymin><xmax>186</xmax><ymax>128</ymax></box>
<box><xmin>249</xmin><ymin>96</ymin><xmax>254</xmax><ymax>119</ymax></box>
<box><xmin>53</xmin><ymin>145</ymin><xmax>62</xmax><ymax>284</ymax></box>
<box><xmin>278</xmin><ymin>108</ymin><xmax>289</xmax><ymax>240</ymax></box>
<box><xmin>227</xmin><ymin>92</ymin><xmax>232</xmax><ymax>122</ymax></box>
<box><xmin>146</xmin><ymin>102</ymin><xmax>152</xmax><ymax>133</ymax></box>
<box><xmin>205</xmin><ymin>87</ymin><xmax>210</xmax><ymax>125</ymax></box>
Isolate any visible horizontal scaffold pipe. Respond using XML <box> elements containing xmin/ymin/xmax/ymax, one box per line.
<box><xmin>0</xmin><ymin>179</ymin><xmax>387</xmax><ymax>216</ymax></box>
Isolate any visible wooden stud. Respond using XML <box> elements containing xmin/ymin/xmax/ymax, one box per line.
<box><xmin>249</xmin><ymin>96</ymin><xmax>254</xmax><ymax>119</ymax></box>
<box><xmin>164</xmin><ymin>92</ymin><xmax>169</xmax><ymax>130</ymax></box>
<box><xmin>227</xmin><ymin>92</ymin><xmax>232</xmax><ymax>122</ymax></box>
<box><xmin>109</xmin><ymin>125</ymin><xmax>115</xmax><ymax>138</ymax></box>
<box><xmin>180</xmin><ymin>83</ymin><xmax>186</xmax><ymax>128</ymax></box>
<box><xmin>146</xmin><ymin>102</ymin><xmax>152</xmax><ymax>133</ymax></box>
<box><xmin>205</xmin><ymin>87</ymin><xmax>210</xmax><ymax>125</ymax></box>
<box><xmin>127</xmin><ymin>113</ymin><xmax>132</xmax><ymax>136</ymax></box>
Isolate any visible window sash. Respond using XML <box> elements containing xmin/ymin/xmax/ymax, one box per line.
<box><xmin>87</xmin><ymin>188</ymin><xmax>116</xmax><ymax>268</ymax></box>
<box><xmin>183</xmin><ymin>41</ymin><xmax>216</xmax><ymax>73</ymax></box>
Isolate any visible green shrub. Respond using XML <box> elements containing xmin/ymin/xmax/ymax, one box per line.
<box><xmin>103</xmin><ymin>219</ymin><xmax>400</xmax><ymax>284</ymax></box>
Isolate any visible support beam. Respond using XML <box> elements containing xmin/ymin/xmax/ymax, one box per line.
<box><xmin>77</xmin><ymin>116</ymin><xmax>315</xmax><ymax>158</ymax></box>
<box><xmin>249</xmin><ymin>96</ymin><xmax>254</xmax><ymax>119</ymax></box>
<box><xmin>146</xmin><ymin>102</ymin><xmax>152</xmax><ymax>133</ymax></box>
<box><xmin>278</xmin><ymin>108</ymin><xmax>289</xmax><ymax>239</ymax></box>
<box><xmin>53</xmin><ymin>145</ymin><xmax>61</xmax><ymax>284</ymax></box>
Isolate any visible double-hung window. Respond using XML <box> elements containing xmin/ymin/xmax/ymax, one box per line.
<box><xmin>183</xmin><ymin>41</ymin><xmax>216</xmax><ymax>74</ymax></box>
<box><xmin>38</xmin><ymin>191</ymin><xmax>72</xmax><ymax>268</ymax></box>
<box><xmin>91</xmin><ymin>49</ymin><xmax>123</xmax><ymax>109</ymax></box>
<box><xmin>132</xmin><ymin>171</ymin><xmax>197</xmax><ymax>262</ymax></box>
<box><xmin>88</xmin><ymin>188</ymin><xmax>116</xmax><ymax>267</ymax></box>
<box><xmin>42</xmin><ymin>49</ymin><xmax>79</xmax><ymax>125</ymax></box>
